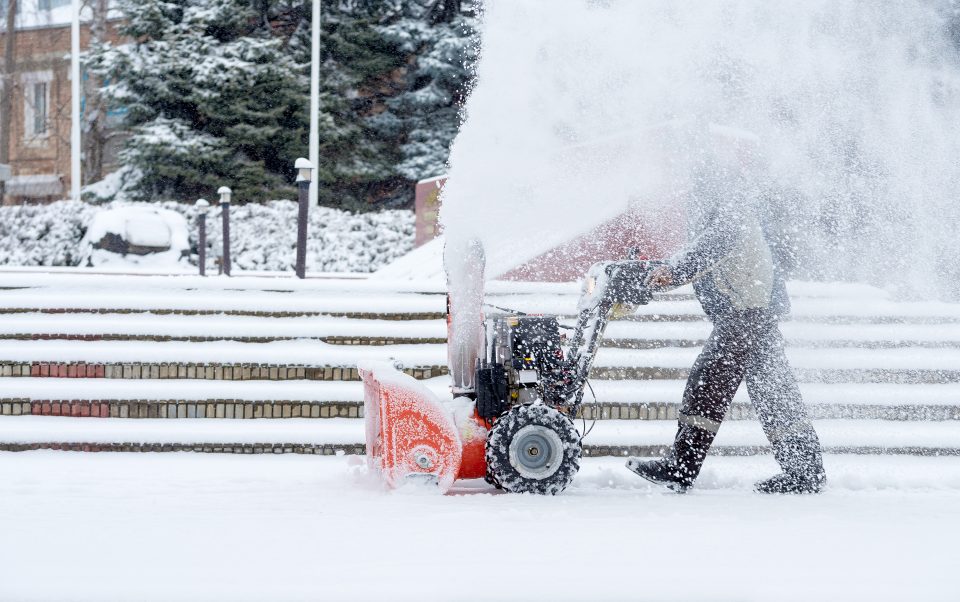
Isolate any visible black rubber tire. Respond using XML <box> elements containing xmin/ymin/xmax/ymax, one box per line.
<box><xmin>485</xmin><ymin>404</ymin><xmax>581</xmax><ymax>495</ymax></box>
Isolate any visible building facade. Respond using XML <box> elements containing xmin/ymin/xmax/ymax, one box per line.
<box><xmin>0</xmin><ymin>0</ymin><xmax>122</xmax><ymax>204</ymax></box>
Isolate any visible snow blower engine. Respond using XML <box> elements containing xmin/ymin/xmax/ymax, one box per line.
<box><xmin>359</xmin><ymin>259</ymin><xmax>659</xmax><ymax>494</ymax></box>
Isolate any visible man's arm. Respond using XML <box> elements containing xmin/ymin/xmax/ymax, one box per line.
<box><xmin>646</xmin><ymin>201</ymin><xmax>743</xmax><ymax>288</ymax></box>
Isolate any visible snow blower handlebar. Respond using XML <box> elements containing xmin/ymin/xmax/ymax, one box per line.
<box><xmin>552</xmin><ymin>259</ymin><xmax>662</xmax><ymax>409</ymax></box>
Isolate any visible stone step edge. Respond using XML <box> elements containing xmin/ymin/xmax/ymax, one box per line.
<box><xmin>0</xmin><ymin>362</ymin><xmax>446</xmax><ymax>381</ymax></box>
<box><xmin>604</xmin><ymin>339</ymin><xmax>960</xmax><ymax>350</ymax></box>
<box><xmin>0</xmin><ymin>442</ymin><xmax>956</xmax><ymax>457</ymax></box>
<box><xmin>2</xmin><ymin>399</ymin><xmax>958</xmax><ymax>421</ymax></box>
<box><xmin>0</xmin><ymin>334</ymin><xmax>447</xmax><ymax>345</ymax></box>
<box><xmin>0</xmin><ymin>308</ymin><xmax>446</xmax><ymax>320</ymax></box>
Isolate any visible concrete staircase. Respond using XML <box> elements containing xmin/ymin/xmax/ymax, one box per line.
<box><xmin>1</xmin><ymin>271</ymin><xmax>958</xmax><ymax>458</ymax></box>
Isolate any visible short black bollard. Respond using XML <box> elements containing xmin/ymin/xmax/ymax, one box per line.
<box><xmin>217</xmin><ymin>186</ymin><xmax>232</xmax><ymax>276</ymax></box>
<box><xmin>195</xmin><ymin>198</ymin><xmax>210</xmax><ymax>276</ymax></box>
<box><xmin>294</xmin><ymin>158</ymin><xmax>314</xmax><ymax>279</ymax></box>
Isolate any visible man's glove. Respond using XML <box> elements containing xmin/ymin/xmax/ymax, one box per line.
<box><xmin>605</xmin><ymin>261</ymin><xmax>657</xmax><ymax>306</ymax></box>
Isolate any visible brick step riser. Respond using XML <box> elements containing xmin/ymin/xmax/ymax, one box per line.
<box><xmin>3</xmin><ymin>399</ymin><xmax>958</xmax><ymax>421</ymax></box>
<box><xmin>0</xmin><ymin>334</ymin><xmax>447</xmax><ymax>345</ymax></box>
<box><xmin>0</xmin><ymin>362</ymin><xmax>445</xmax><ymax>381</ymax></box>
<box><xmin>0</xmin><ymin>400</ymin><xmax>361</xmax><ymax>419</ymax></box>
<box><xmin>2</xmin><ymin>361</ymin><xmax>956</xmax><ymax>384</ymax></box>
<box><xmin>0</xmin><ymin>442</ymin><xmax>956</xmax><ymax>457</ymax></box>
<box><xmin>5</xmin><ymin>334</ymin><xmax>957</xmax><ymax>350</ymax></box>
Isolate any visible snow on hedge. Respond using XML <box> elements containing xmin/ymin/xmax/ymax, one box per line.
<box><xmin>0</xmin><ymin>200</ymin><xmax>414</xmax><ymax>273</ymax></box>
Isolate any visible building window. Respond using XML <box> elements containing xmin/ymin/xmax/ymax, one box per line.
<box><xmin>33</xmin><ymin>82</ymin><xmax>48</xmax><ymax>135</ymax></box>
<box><xmin>21</xmin><ymin>70</ymin><xmax>53</xmax><ymax>144</ymax></box>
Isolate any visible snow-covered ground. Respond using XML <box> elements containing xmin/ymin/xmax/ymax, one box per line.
<box><xmin>0</xmin><ymin>452</ymin><xmax>957</xmax><ymax>602</ymax></box>
<box><xmin>4</xmin><ymin>416</ymin><xmax>957</xmax><ymax>451</ymax></box>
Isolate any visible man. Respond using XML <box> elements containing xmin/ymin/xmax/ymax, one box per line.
<box><xmin>626</xmin><ymin>164</ymin><xmax>826</xmax><ymax>494</ymax></box>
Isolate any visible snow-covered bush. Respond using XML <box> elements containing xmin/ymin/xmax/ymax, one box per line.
<box><xmin>165</xmin><ymin>200</ymin><xmax>416</xmax><ymax>273</ymax></box>
<box><xmin>0</xmin><ymin>202</ymin><xmax>96</xmax><ymax>267</ymax></box>
<box><xmin>0</xmin><ymin>200</ymin><xmax>415</xmax><ymax>273</ymax></box>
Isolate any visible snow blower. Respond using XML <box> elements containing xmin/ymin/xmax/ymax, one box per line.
<box><xmin>360</xmin><ymin>258</ymin><xmax>658</xmax><ymax>494</ymax></box>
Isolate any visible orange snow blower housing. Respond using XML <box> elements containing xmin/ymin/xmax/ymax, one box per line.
<box><xmin>361</xmin><ymin>259</ymin><xmax>659</xmax><ymax>494</ymax></box>
<box><xmin>360</xmin><ymin>363</ymin><xmax>488</xmax><ymax>491</ymax></box>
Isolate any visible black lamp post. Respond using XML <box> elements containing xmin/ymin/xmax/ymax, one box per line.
<box><xmin>195</xmin><ymin>198</ymin><xmax>209</xmax><ymax>276</ymax></box>
<box><xmin>217</xmin><ymin>186</ymin><xmax>232</xmax><ymax>276</ymax></box>
<box><xmin>294</xmin><ymin>158</ymin><xmax>314</xmax><ymax>279</ymax></box>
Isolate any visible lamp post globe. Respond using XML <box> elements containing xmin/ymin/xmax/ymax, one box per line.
<box><xmin>295</xmin><ymin>158</ymin><xmax>314</xmax><ymax>182</ymax></box>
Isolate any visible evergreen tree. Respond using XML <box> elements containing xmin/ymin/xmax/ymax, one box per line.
<box><xmin>87</xmin><ymin>0</ymin><xmax>480</xmax><ymax>210</ymax></box>
<box><xmin>375</xmin><ymin>0</ymin><xmax>479</xmax><ymax>184</ymax></box>
<box><xmin>87</xmin><ymin>0</ymin><xmax>308</xmax><ymax>202</ymax></box>
<box><xmin>286</xmin><ymin>0</ymin><xmax>408</xmax><ymax>208</ymax></box>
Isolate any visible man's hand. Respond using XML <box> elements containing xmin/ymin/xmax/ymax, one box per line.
<box><xmin>644</xmin><ymin>265</ymin><xmax>673</xmax><ymax>289</ymax></box>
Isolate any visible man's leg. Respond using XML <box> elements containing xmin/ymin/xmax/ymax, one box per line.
<box><xmin>627</xmin><ymin>316</ymin><xmax>749</xmax><ymax>490</ymax></box>
<box><xmin>744</xmin><ymin>312</ymin><xmax>825</xmax><ymax>493</ymax></box>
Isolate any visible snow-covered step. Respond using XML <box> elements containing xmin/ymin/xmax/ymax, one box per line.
<box><xmin>0</xmin><ymin>418</ymin><xmax>363</xmax><ymax>455</ymax></box>
<box><xmin>0</xmin><ymin>339</ymin><xmax>447</xmax><ymax>367</ymax></box>
<box><xmin>3</xmin><ymin>339</ymin><xmax>959</xmax><ymax>371</ymax></box>
<box><xmin>0</xmin><ymin>361</ymin><xmax>444</xmax><ymax>382</ymax></box>
<box><xmin>0</xmin><ymin>377</ymin><xmax>371</xmax><ymax>402</ymax></box>
<box><xmin>1</xmin><ymin>416</ymin><xmax>957</xmax><ymax>457</ymax></box>
<box><xmin>8</xmin><ymin>377</ymin><xmax>960</xmax><ymax>406</ymax></box>
<box><xmin>0</xmin><ymin>286</ymin><xmax>445</xmax><ymax>319</ymax></box>
<box><xmin>2</xmin><ymin>379</ymin><xmax>959</xmax><ymax>421</ymax></box>
<box><xmin>0</xmin><ymin>272</ymin><xmax>891</xmax><ymax>299</ymax></box>
<box><xmin>0</xmin><ymin>312</ymin><xmax>444</xmax><ymax>338</ymax></box>
<box><xmin>3</xmin><ymin>277</ymin><xmax>958</xmax><ymax>323</ymax></box>
<box><xmin>493</xmin><ymin>293</ymin><xmax>960</xmax><ymax>323</ymax></box>
<box><xmin>7</xmin><ymin>311</ymin><xmax>958</xmax><ymax>348</ymax></box>
<box><xmin>601</xmin><ymin>320</ymin><xmax>960</xmax><ymax>348</ymax></box>
<box><xmin>587</xmin><ymin>380</ymin><xmax>960</xmax><ymax>407</ymax></box>
<box><xmin>583</xmin><ymin>419</ymin><xmax>960</xmax><ymax>453</ymax></box>
<box><xmin>589</xmin><ymin>346</ymin><xmax>960</xmax><ymax>383</ymax></box>
<box><xmin>0</xmin><ymin>312</ymin><xmax>446</xmax><ymax>342</ymax></box>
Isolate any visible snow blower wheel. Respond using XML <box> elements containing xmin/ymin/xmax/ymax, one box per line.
<box><xmin>486</xmin><ymin>404</ymin><xmax>581</xmax><ymax>495</ymax></box>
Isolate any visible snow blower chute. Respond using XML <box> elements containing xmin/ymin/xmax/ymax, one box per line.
<box><xmin>361</xmin><ymin>251</ymin><xmax>659</xmax><ymax>494</ymax></box>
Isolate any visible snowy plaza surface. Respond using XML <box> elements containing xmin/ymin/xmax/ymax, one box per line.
<box><xmin>1</xmin><ymin>452</ymin><xmax>958</xmax><ymax>602</ymax></box>
<box><xmin>0</xmin><ymin>273</ymin><xmax>958</xmax><ymax>600</ymax></box>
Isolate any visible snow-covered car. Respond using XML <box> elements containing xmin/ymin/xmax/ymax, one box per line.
<box><xmin>80</xmin><ymin>206</ymin><xmax>190</xmax><ymax>268</ymax></box>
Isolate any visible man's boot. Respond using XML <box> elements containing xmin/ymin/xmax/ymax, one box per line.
<box><xmin>626</xmin><ymin>423</ymin><xmax>716</xmax><ymax>492</ymax></box>
<box><xmin>755</xmin><ymin>431</ymin><xmax>826</xmax><ymax>494</ymax></box>
<box><xmin>754</xmin><ymin>471</ymin><xmax>825</xmax><ymax>494</ymax></box>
